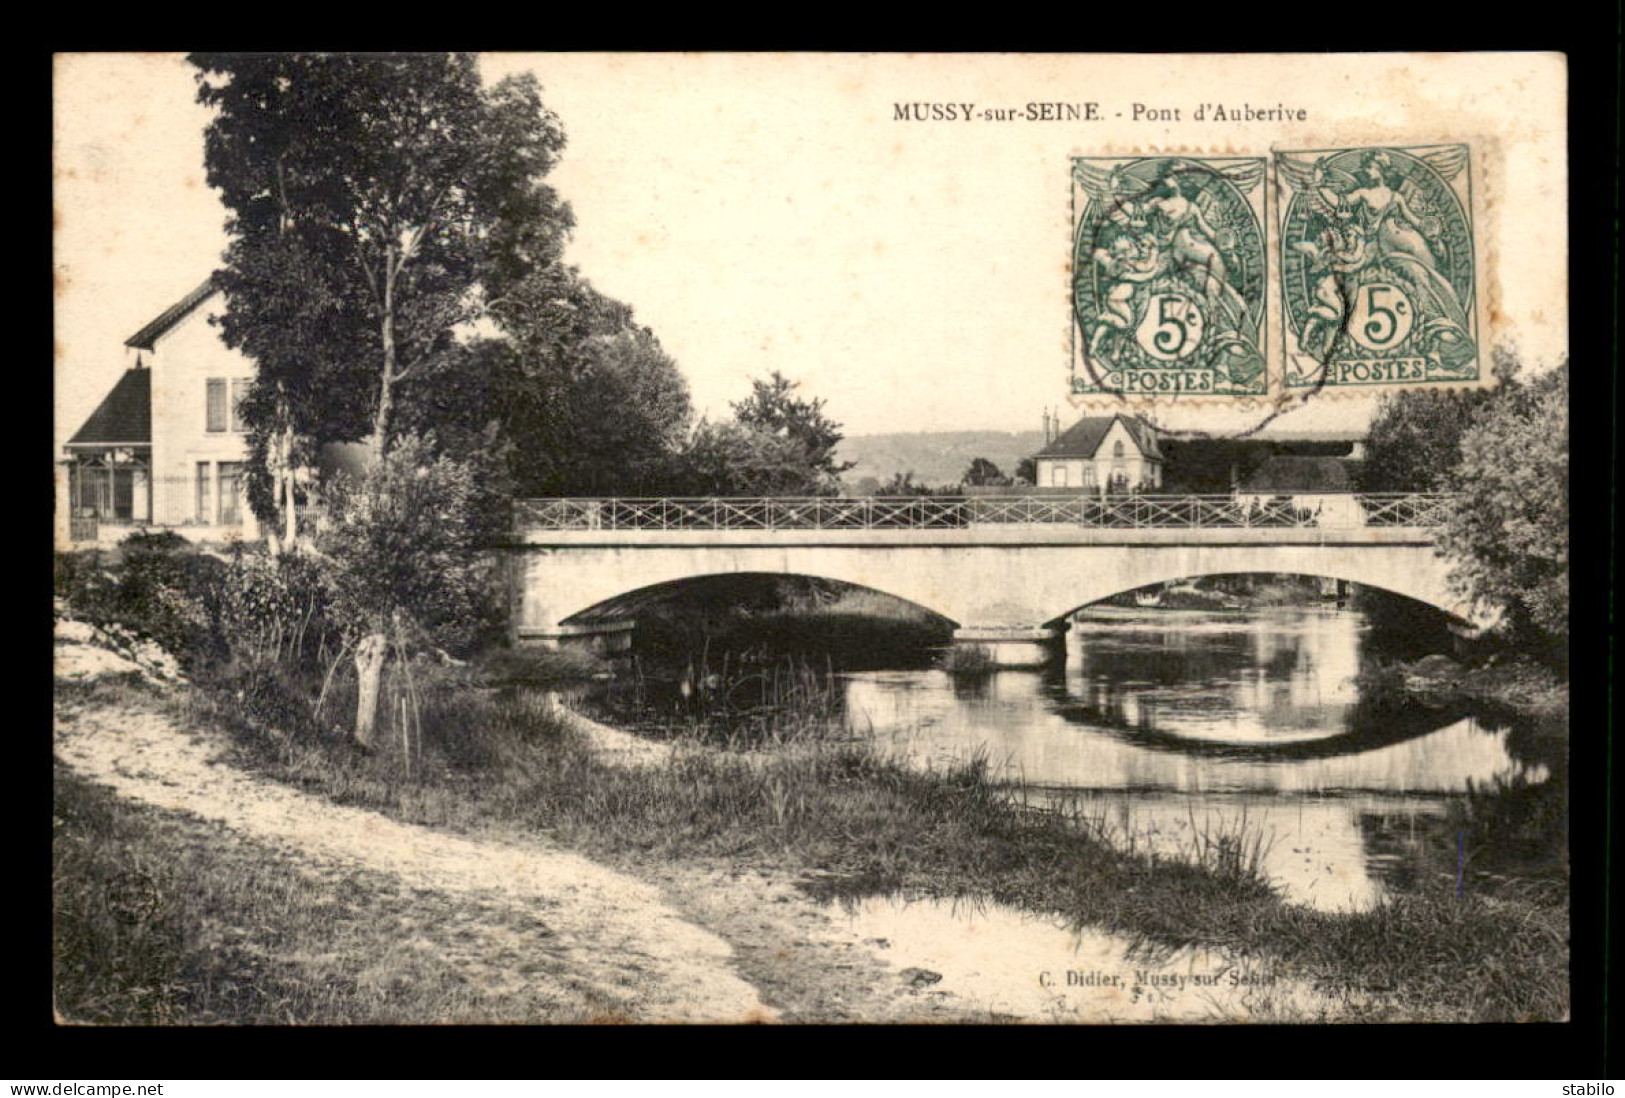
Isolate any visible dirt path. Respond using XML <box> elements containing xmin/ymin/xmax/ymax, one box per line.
<box><xmin>54</xmin><ymin>691</ymin><xmax>774</xmax><ymax>1024</ymax></box>
<box><xmin>53</xmin><ymin>674</ymin><xmax>999</xmax><ymax>1023</ymax></box>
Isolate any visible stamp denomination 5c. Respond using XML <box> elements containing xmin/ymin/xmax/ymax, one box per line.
<box><xmin>1276</xmin><ymin>144</ymin><xmax>1479</xmax><ymax>391</ymax></box>
<box><xmin>1071</xmin><ymin>155</ymin><xmax>1268</xmax><ymax>400</ymax></box>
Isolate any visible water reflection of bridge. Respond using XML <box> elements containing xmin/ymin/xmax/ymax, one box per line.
<box><xmin>509</xmin><ymin>492</ymin><xmax>1465</xmax><ymax>665</ymax></box>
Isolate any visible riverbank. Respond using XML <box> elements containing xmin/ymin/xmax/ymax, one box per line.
<box><xmin>56</xmin><ymin>652</ymin><xmax>1568</xmax><ymax>1023</ymax></box>
<box><xmin>1367</xmin><ymin>653</ymin><xmax>1569</xmax><ymax>722</ymax></box>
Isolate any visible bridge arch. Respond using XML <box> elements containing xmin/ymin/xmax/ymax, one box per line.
<box><xmin>557</xmin><ymin>570</ymin><xmax>955</xmax><ymax>628</ymax></box>
<box><xmin>1037</xmin><ymin>568</ymin><xmax>1472</xmax><ymax>627</ymax></box>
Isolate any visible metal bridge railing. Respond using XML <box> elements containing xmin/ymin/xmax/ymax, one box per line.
<box><xmin>515</xmin><ymin>493</ymin><xmax>1455</xmax><ymax>533</ymax></box>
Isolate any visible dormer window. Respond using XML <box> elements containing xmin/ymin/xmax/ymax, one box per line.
<box><xmin>207</xmin><ymin>377</ymin><xmax>251</xmax><ymax>433</ymax></box>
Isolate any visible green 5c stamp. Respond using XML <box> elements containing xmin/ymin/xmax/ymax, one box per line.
<box><xmin>1277</xmin><ymin>144</ymin><xmax>1478</xmax><ymax>389</ymax></box>
<box><xmin>1071</xmin><ymin>156</ymin><xmax>1268</xmax><ymax>399</ymax></box>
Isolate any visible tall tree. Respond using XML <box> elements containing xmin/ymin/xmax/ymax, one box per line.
<box><xmin>192</xmin><ymin>52</ymin><xmax>573</xmax><ymax>531</ymax></box>
<box><xmin>193</xmin><ymin>53</ymin><xmax>572</xmax><ymax>738</ymax></box>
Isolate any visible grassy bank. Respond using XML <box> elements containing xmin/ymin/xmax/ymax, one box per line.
<box><xmin>64</xmin><ymin>666</ymin><xmax>1568</xmax><ymax>1024</ymax></box>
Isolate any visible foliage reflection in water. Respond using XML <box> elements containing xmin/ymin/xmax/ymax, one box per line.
<box><xmin>583</xmin><ymin>604</ymin><xmax>1563</xmax><ymax>914</ymax></box>
<box><xmin>841</xmin><ymin>606</ymin><xmax>1561</xmax><ymax>912</ymax></box>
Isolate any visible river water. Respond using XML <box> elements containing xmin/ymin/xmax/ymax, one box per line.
<box><xmin>839</xmin><ymin>605</ymin><xmax>1557</xmax><ymax>913</ymax></box>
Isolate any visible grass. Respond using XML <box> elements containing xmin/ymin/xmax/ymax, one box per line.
<box><xmin>52</xmin><ymin>760</ymin><xmax>603</xmax><ymax>1024</ymax></box>
<box><xmin>938</xmin><ymin>644</ymin><xmax>997</xmax><ymax>675</ymax></box>
<box><xmin>594</xmin><ymin>653</ymin><xmax>858</xmax><ymax>748</ymax></box>
<box><xmin>61</xmin><ymin>663</ymin><xmax>1567</xmax><ymax>1024</ymax></box>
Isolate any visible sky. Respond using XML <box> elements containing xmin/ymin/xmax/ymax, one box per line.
<box><xmin>54</xmin><ymin>52</ymin><xmax>1567</xmax><ymax>453</ymax></box>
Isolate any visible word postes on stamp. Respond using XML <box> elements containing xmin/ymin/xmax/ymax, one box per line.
<box><xmin>1071</xmin><ymin>155</ymin><xmax>1268</xmax><ymax>400</ymax></box>
<box><xmin>1277</xmin><ymin>144</ymin><xmax>1479</xmax><ymax>390</ymax></box>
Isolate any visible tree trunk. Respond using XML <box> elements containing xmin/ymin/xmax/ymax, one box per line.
<box><xmin>353</xmin><ymin>631</ymin><xmax>388</xmax><ymax>747</ymax></box>
<box><xmin>373</xmin><ymin>246</ymin><xmax>397</xmax><ymax>460</ymax></box>
<box><xmin>282</xmin><ymin>422</ymin><xmax>298</xmax><ymax>549</ymax></box>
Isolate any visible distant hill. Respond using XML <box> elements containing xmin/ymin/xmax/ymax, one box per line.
<box><xmin>837</xmin><ymin>430</ymin><xmax>1044</xmax><ymax>491</ymax></box>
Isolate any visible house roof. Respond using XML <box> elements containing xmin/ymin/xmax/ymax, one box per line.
<box><xmin>123</xmin><ymin>277</ymin><xmax>218</xmax><ymax>351</ymax></box>
<box><xmin>1036</xmin><ymin>414</ymin><xmax>1161</xmax><ymax>460</ymax></box>
<box><xmin>1241</xmin><ymin>455</ymin><xmax>1355</xmax><ymax>493</ymax></box>
<box><xmin>66</xmin><ymin>367</ymin><xmax>151</xmax><ymax>446</ymax></box>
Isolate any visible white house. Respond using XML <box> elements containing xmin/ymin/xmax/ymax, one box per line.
<box><xmin>60</xmin><ymin>278</ymin><xmax>259</xmax><ymax>544</ymax></box>
<box><xmin>1032</xmin><ymin>414</ymin><xmax>1163</xmax><ymax>492</ymax></box>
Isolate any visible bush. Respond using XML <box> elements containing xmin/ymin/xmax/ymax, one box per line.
<box><xmin>1440</xmin><ymin>363</ymin><xmax>1567</xmax><ymax>643</ymax></box>
<box><xmin>55</xmin><ymin>533</ymin><xmax>230</xmax><ymax>670</ymax></box>
<box><xmin>214</xmin><ymin>551</ymin><xmax>335</xmax><ymax>673</ymax></box>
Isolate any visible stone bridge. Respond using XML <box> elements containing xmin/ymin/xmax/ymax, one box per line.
<box><xmin>507</xmin><ymin>494</ymin><xmax>1467</xmax><ymax>665</ymax></box>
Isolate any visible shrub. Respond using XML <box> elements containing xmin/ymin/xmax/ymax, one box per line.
<box><xmin>214</xmin><ymin>550</ymin><xmax>334</xmax><ymax>673</ymax></box>
<box><xmin>55</xmin><ymin>533</ymin><xmax>230</xmax><ymax>670</ymax></box>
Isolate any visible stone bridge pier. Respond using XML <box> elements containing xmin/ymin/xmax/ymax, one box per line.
<box><xmin>508</xmin><ymin>519</ymin><xmax>1471</xmax><ymax>668</ymax></box>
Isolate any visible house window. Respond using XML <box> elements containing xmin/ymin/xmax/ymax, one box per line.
<box><xmin>196</xmin><ymin>461</ymin><xmax>212</xmax><ymax>522</ymax></box>
<box><xmin>1113</xmin><ymin>440</ymin><xmax>1125</xmax><ymax>458</ymax></box>
<box><xmin>219</xmin><ymin>462</ymin><xmax>244</xmax><ymax>525</ymax></box>
<box><xmin>206</xmin><ymin>380</ymin><xmax>227</xmax><ymax>432</ymax></box>
<box><xmin>230</xmin><ymin>378</ymin><xmax>251</xmax><ymax>432</ymax></box>
<box><xmin>206</xmin><ymin>378</ymin><xmax>252</xmax><ymax>432</ymax></box>
<box><xmin>1051</xmin><ymin>466</ymin><xmax>1068</xmax><ymax>488</ymax></box>
<box><xmin>1083</xmin><ymin>464</ymin><xmax>1096</xmax><ymax>488</ymax></box>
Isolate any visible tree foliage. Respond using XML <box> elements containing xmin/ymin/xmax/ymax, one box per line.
<box><xmin>670</xmin><ymin>419</ymin><xmax>830</xmax><ymax>496</ymax></box>
<box><xmin>316</xmin><ymin>434</ymin><xmax>491</xmax><ymax>654</ymax></box>
<box><xmin>191</xmin><ymin>52</ymin><xmax>573</xmax><ymax>527</ymax></box>
<box><xmin>962</xmin><ymin>457</ymin><xmax>1008</xmax><ymax>487</ymax></box>
<box><xmin>875</xmin><ymin>471</ymin><xmax>941</xmax><ymax>497</ymax></box>
<box><xmin>481</xmin><ymin>267</ymin><xmax>693</xmax><ymax>497</ymax></box>
<box><xmin>1358</xmin><ymin>352</ymin><xmax>1511</xmax><ymax>491</ymax></box>
<box><xmin>725</xmin><ymin>371</ymin><xmax>855</xmax><ymax>493</ymax></box>
<box><xmin>1438</xmin><ymin>362</ymin><xmax>1568</xmax><ymax>640</ymax></box>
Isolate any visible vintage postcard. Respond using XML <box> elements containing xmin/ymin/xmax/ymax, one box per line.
<box><xmin>54</xmin><ymin>52</ymin><xmax>1569</xmax><ymax>1028</ymax></box>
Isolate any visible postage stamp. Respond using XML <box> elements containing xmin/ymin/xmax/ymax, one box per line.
<box><xmin>1070</xmin><ymin>155</ymin><xmax>1269</xmax><ymax>400</ymax></box>
<box><xmin>1276</xmin><ymin>144</ymin><xmax>1479</xmax><ymax>390</ymax></box>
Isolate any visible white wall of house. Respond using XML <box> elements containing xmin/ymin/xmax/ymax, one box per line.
<box><xmin>144</xmin><ymin>295</ymin><xmax>259</xmax><ymax>539</ymax></box>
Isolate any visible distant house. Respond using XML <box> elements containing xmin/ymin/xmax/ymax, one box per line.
<box><xmin>60</xmin><ymin>278</ymin><xmax>260</xmax><ymax>543</ymax></box>
<box><xmin>1032</xmin><ymin>414</ymin><xmax>1163</xmax><ymax>492</ymax></box>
